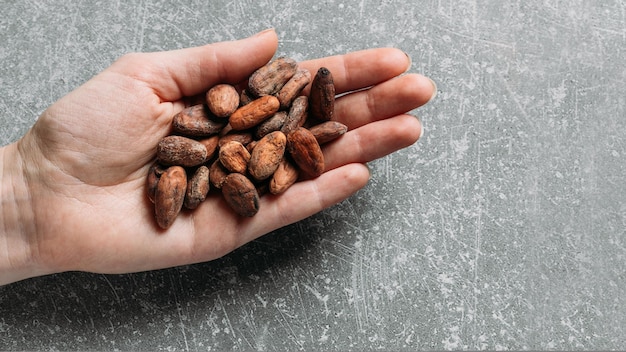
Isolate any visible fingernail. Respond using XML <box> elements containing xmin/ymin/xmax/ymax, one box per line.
<box><xmin>427</xmin><ymin>77</ymin><xmax>438</xmax><ymax>103</ymax></box>
<box><xmin>254</xmin><ymin>28</ymin><xmax>276</xmax><ymax>37</ymax></box>
<box><xmin>403</xmin><ymin>51</ymin><xmax>412</xmax><ymax>73</ymax></box>
<box><xmin>417</xmin><ymin>116</ymin><xmax>425</xmax><ymax>140</ymax></box>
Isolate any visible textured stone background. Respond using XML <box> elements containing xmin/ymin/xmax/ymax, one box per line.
<box><xmin>1</xmin><ymin>0</ymin><xmax>625</xmax><ymax>350</ymax></box>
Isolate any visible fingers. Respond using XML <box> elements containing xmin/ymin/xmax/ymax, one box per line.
<box><xmin>109</xmin><ymin>29</ymin><xmax>279</xmax><ymax>101</ymax></box>
<box><xmin>334</xmin><ymin>73</ymin><xmax>436</xmax><ymax>130</ymax></box>
<box><xmin>322</xmin><ymin>114</ymin><xmax>422</xmax><ymax>171</ymax></box>
<box><xmin>299</xmin><ymin>48</ymin><xmax>411</xmax><ymax>95</ymax></box>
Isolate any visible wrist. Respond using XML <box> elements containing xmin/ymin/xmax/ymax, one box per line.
<box><xmin>0</xmin><ymin>142</ymin><xmax>47</xmax><ymax>285</ymax></box>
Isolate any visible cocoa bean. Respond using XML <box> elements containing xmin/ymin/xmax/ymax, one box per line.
<box><xmin>219</xmin><ymin>141</ymin><xmax>250</xmax><ymax>174</ymax></box>
<box><xmin>221</xmin><ymin>173</ymin><xmax>260</xmax><ymax>217</ymax></box>
<box><xmin>276</xmin><ymin>69</ymin><xmax>311</xmax><ymax>109</ymax></box>
<box><xmin>248</xmin><ymin>131</ymin><xmax>287</xmax><ymax>181</ymax></box>
<box><xmin>147</xmin><ymin>162</ymin><xmax>166</xmax><ymax>203</ymax></box>
<box><xmin>246</xmin><ymin>140</ymin><xmax>258</xmax><ymax>153</ymax></box>
<box><xmin>184</xmin><ymin>165</ymin><xmax>210</xmax><ymax>210</ymax></box>
<box><xmin>209</xmin><ymin>159</ymin><xmax>229</xmax><ymax>189</ymax></box>
<box><xmin>157</xmin><ymin>135</ymin><xmax>207</xmax><ymax>167</ymax></box>
<box><xmin>198</xmin><ymin>135</ymin><xmax>220</xmax><ymax>162</ymax></box>
<box><xmin>206</xmin><ymin>84</ymin><xmax>239</xmax><ymax>118</ymax></box>
<box><xmin>309</xmin><ymin>67</ymin><xmax>335</xmax><ymax>121</ymax></box>
<box><xmin>248</xmin><ymin>57</ymin><xmax>298</xmax><ymax>96</ymax></box>
<box><xmin>155</xmin><ymin>166</ymin><xmax>187</xmax><ymax>229</ymax></box>
<box><xmin>269</xmin><ymin>158</ymin><xmax>299</xmax><ymax>195</ymax></box>
<box><xmin>239</xmin><ymin>89</ymin><xmax>254</xmax><ymax>106</ymax></box>
<box><xmin>229</xmin><ymin>95</ymin><xmax>280</xmax><ymax>130</ymax></box>
<box><xmin>281</xmin><ymin>95</ymin><xmax>308</xmax><ymax>135</ymax></box>
<box><xmin>218</xmin><ymin>131</ymin><xmax>254</xmax><ymax>148</ymax></box>
<box><xmin>255</xmin><ymin>111</ymin><xmax>288</xmax><ymax>139</ymax></box>
<box><xmin>308</xmin><ymin>121</ymin><xmax>348</xmax><ymax>144</ymax></box>
<box><xmin>287</xmin><ymin>127</ymin><xmax>325</xmax><ymax>178</ymax></box>
<box><xmin>172</xmin><ymin>104</ymin><xmax>226</xmax><ymax>136</ymax></box>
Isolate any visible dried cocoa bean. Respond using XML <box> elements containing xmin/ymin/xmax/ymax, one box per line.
<box><xmin>219</xmin><ymin>123</ymin><xmax>234</xmax><ymax>137</ymax></box>
<box><xmin>218</xmin><ymin>131</ymin><xmax>254</xmax><ymax>148</ymax></box>
<box><xmin>309</xmin><ymin>67</ymin><xmax>335</xmax><ymax>121</ymax></box>
<box><xmin>155</xmin><ymin>166</ymin><xmax>187</xmax><ymax>229</ymax></box>
<box><xmin>255</xmin><ymin>181</ymin><xmax>270</xmax><ymax>197</ymax></box>
<box><xmin>270</xmin><ymin>158</ymin><xmax>299</xmax><ymax>195</ymax></box>
<box><xmin>308</xmin><ymin>121</ymin><xmax>348</xmax><ymax>144</ymax></box>
<box><xmin>199</xmin><ymin>135</ymin><xmax>220</xmax><ymax>162</ymax></box>
<box><xmin>147</xmin><ymin>162</ymin><xmax>166</xmax><ymax>203</ymax></box>
<box><xmin>209</xmin><ymin>159</ymin><xmax>229</xmax><ymax>189</ymax></box>
<box><xmin>276</xmin><ymin>69</ymin><xmax>311</xmax><ymax>109</ymax></box>
<box><xmin>184</xmin><ymin>165</ymin><xmax>210</xmax><ymax>210</ymax></box>
<box><xmin>287</xmin><ymin>127</ymin><xmax>325</xmax><ymax>178</ymax></box>
<box><xmin>255</xmin><ymin>111</ymin><xmax>287</xmax><ymax>139</ymax></box>
<box><xmin>281</xmin><ymin>95</ymin><xmax>308</xmax><ymax>135</ymax></box>
<box><xmin>172</xmin><ymin>104</ymin><xmax>226</xmax><ymax>136</ymax></box>
<box><xmin>157</xmin><ymin>135</ymin><xmax>207</xmax><ymax>167</ymax></box>
<box><xmin>221</xmin><ymin>173</ymin><xmax>260</xmax><ymax>217</ymax></box>
<box><xmin>248</xmin><ymin>57</ymin><xmax>298</xmax><ymax>97</ymax></box>
<box><xmin>206</xmin><ymin>84</ymin><xmax>240</xmax><ymax>118</ymax></box>
<box><xmin>239</xmin><ymin>89</ymin><xmax>254</xmax><ymax>106</ymax></box>
<box><xmin>229</xmin><ymin>95</ymin><xmax>280</xmax><ymax>130</ymax></box>
<box><xmin>246</xmin><ymin>140</ymin><xmax>258</xmax><ymax>153</ymax></box>
<box><xmin>219</xmin><ymin>140</ymin><xmax>251</xmax><ymax>174</ymax></box>
<box><xmin>248</xmin><ymin>131</ymin><xmax>287</xmax><ymax>181</ymax></box>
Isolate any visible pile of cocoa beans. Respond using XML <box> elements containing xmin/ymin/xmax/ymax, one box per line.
<box><xmin>147</xmin><ymin>57</ymin><xmax>349</xmax><ymax>229</ymax></box>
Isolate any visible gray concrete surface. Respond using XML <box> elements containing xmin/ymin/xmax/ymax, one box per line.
<box><xmin>1</xmin><ymin>0</ymin><xmax>625</xmax><ymax>350</ymax></box>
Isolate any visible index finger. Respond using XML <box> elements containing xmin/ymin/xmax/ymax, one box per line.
<box><xmin>298</xmin><ymin>48</ymin><xmax>411</xmax><ymax>95</ymax></box>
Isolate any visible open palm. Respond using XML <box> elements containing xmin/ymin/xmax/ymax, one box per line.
<box><xmin>9</xmin><ymin>29</ymin><xmax>435</xmax><ymax>281</ymax></box>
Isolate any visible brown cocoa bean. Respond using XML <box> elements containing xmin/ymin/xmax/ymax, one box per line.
<box><xmin>219</xmin><ymin>122</ymin><xmax>234</xmax><ymax>137</ymax></box>
<box><xmin>270</xmin><ymin>158</ymin><xmax>299</xmax><ymax>195</ymax></box>
<box><xmin>281</xmin><ymin>95</ymin><xmax>308</xmax><ymax>135</ymax></box>
<box><xmin>309</xmin><ymin>67</ymin><xmax>335</xmax><ymax>122</ymax></box>
<box><xmin>248</xmin><ymin>57</ymin><xmax>298</xmax><ymax>97</ymax></box>
<box><xmin>287</xmin><ymin>127</ymin><xmax>325</xmax><ymax>178</ymax></box>
<box><xmin>155</xmin><ymin>166</ymin><xmax>187</xmax><ymax>229</ymax></box>
<box><xmin>276</xmin><ymin>69</ymin><xmax>311</xmax><ymax>109</ymax></box>
<box><xmin>246</xmin><ymin>140</ymin><xmax>258</xmax><ymax>153</ymax></box>
<box><xmin>308</xmin><ymin>121</ymin><xmax>348</xmax><ymax>144</ymax></box>
<box><xmin>209</xmin><ymin>159</ymin><xmax>229</xmax><ymax>189</ymax></box>
<box><xmin>255</xmin><ymin>111</ymin><xmax>288</xmax><ymax>139</ymax></box>
<box><xmin>229</xmin><ymin>95</ymin><xmax>280</xmax><ymax>130</ymax></box>
<box><xmin>219</xmin><ymin>141</ymin><xmax>251</xmax><ymax>174</ymax></box>
<box><xmin>157</xmin><ymin>135</ymin><xmax>207</xmax><ymax>167</ymax></box>
<box><xmin>198</xmin><ymin>135</ymin><xmax>220</xmax><ymax>162</ymax></box>
<box><xmin>172</xmin><ymin>104</ymin><xmax>226</xmax><ymax>136</ymax></box>
<box><xmin>218</xmin><ymin>131</ymin><xmax>254</xmax><ymax>148</ymax></box>
<box><xmin>248</xmin><ymin>131</ymin><xmax>287</xmax><ymax>181</ymax></box>
<box><xmin>147</xmin><ymin>162</ymin><xmax>166</xmax><ymax>203</ymax></box>
<box><xmin>206</xmin><ymin>84</ymin><xmax>240</xmax><ymax>118</ymax></box>
<box><xmin>239</xmin><ymin>89</ymin><xmax>254</xmax><ymax>106</ymax></box>
<box><xmin>221</xmin><ymin>173</ymin><xmax>260</xmax><ymax>217</ymax></box>
<box><xmin>184</xmin><ymin>165</ymin><xmax>210</xmax><ymax>210</ymax></box>
<box><xmin>255</xmin><ymin>181</ymin><xmax>270</xmax><ymax>197</ymax></box>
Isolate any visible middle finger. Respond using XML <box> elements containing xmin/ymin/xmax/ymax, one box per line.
<box><xmin>334</xmin><ymin>73</ymin><xmax>435</xmax><ymax>130</ymax></box>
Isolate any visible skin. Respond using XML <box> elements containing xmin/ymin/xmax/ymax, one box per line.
<box><xmin>0</xmin><ymin>29</ymin><xmax>436</xmax><ymax>285</ymax></box>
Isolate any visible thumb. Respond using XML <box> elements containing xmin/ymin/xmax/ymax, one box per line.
<box><xmin>110</xmin><ymin>28</ymin><xmax>279</xmax><ymax>101</ymax></box>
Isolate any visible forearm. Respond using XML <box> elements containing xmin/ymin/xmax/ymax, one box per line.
<box><xmin>0</xmin><ymin>142</ymin><xmax>45</xmax><ymax>285</ymax></box>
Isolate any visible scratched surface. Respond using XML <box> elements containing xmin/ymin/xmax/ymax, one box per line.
<box><xmin>1</xmin><ymin>0</ymin><xmax>626</xmax><ymax>350</ymax></box>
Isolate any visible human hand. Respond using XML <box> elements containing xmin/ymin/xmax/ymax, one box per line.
<box><xmin>0</xmin><ymin>29</ymin><xmax>435</xmax><ymax>285</ymax></box>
